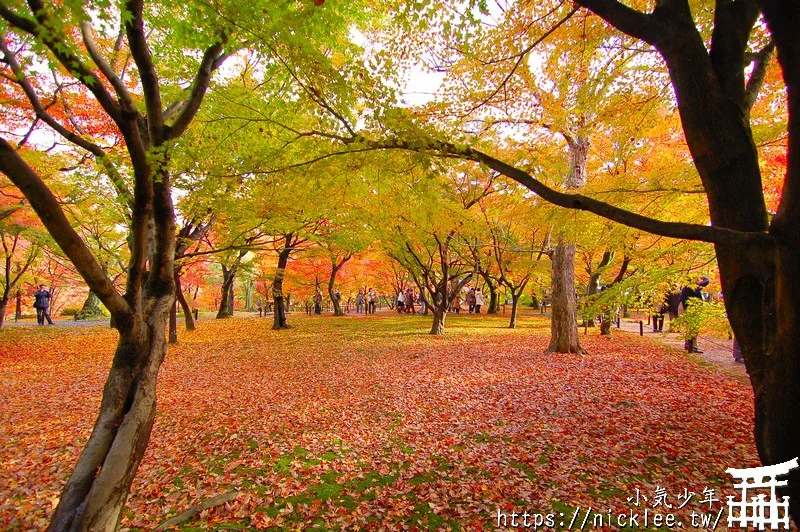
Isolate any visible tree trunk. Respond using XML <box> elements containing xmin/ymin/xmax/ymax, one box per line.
<box><xmin>272</xmin><ymin>247</ymin><xmax>292</xmax><ymax>330</ymax></box>
<box><xmin>585</xmin><ymin>250</ymin><xmax>612</xmax><ymax>327</ymax></box>
<box><xmin>0</xmin><ymin>298</ymin><xmax>7</xmax><ymax>329</ymax></box>
<box><xmin>76</xmin><ymin>291</ymin><xmax>104</xmax><ymax>320</ymax></box>
<box><xmin>480</xmin><ymin>271</ymin><xmax>499</xmax><ymax>314</ymax></box>
<box><xmin>15</xmin><ymin>289</ymin><xmax>21</xmax><ymax>321</ymax></box>
<box><xmin>430</xmin><ymin>306</ymin><xmax>446</xmax><ymax>335</ymax></box>
<box><xmin>168</xmin><ymin>300</ymin><xmax>178</xmax><ymax>344</ymax></box>
<box><xmin>547</xmin><ymin>240</ymin><xmax>583</xmax><ymax>353</ymax></box>
<box><xmin>174</xmin><ymin>270</ymin><xmax>195</xmax><ymax>331</ymax></box>
<box><xmin>509</xmin><ymin>294</ymin><xmax>520</xmax><ymax>329</ymax></box>
<box><xmin>216</xmin><ymin>265</ymin><xmax>235</xmax><ymax>319</ymax></box>
<box><xmin>547</xmin><ymin>131</ymin><xmax>588</xmax><ymax>353</ymax></box>
<box><xmin>47</xmin><ymin>296</ymin><xmax>173</xmax><ymax>530</ymax></box>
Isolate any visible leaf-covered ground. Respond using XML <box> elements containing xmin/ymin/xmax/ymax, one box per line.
<box><xmin>1</xmin><ymin>314</ymin><xmax>757</xmax><ymax>530</ymax></box>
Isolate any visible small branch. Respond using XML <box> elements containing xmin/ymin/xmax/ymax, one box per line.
<box><xmin>156</xmin><ymin>491</ymin><xmax>240</xmax><ymax>530</ymax></box>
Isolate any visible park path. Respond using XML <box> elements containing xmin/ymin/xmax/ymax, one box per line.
<box><xmin>4</xmin><ymin>310</ymin><xmax>749</xmax><ymax>381</ymax></box>
<box><xmin>613</xmin><ymin>315</ymin><xmax>747</xmax><ymax>379</ymax></box>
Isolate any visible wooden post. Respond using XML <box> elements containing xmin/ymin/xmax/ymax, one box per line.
<box><xmin>639</xmin><ymin>320</ymin><xmax>644</xmax><ymax>336</ymax></box>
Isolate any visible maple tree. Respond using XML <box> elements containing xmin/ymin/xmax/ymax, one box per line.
<box><xmin>0</xmin><ymin>0</ymin><xmax>374</xmax><ymax>527</ymax></box>
<box><xmin>279</xmin><ymin>1</ymin><xmax>797</xmax><ymax>516</ymax></box>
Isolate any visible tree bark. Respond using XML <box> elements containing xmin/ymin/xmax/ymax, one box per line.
<box><xmin>76</xmin><ymin>291</ymin><xmax>104</xmax><ymax>320</ymax></box>
<box><xmin>168</xmin><ymin>300</ymin><xmax>178</xmax><ymax>344</ymax></box>
<box><xmin>547</xmin><ymin>240</ymin><xmax>584</xmax><ymax>353</ymax></box>
<box><xmin>216</xmin><ymin>264</ymin><xmax>236</xmax><ymax>319</ymax></box>
<box><xmin>327</xmin><ymin>255</ymin><xmax>350</xmax><ymax>317</ymax></box>
<box><xmin>548</xmin><ymin>131</ymin><xmax>587</xmax><ymax>353</ymax></box>
<box><xmin>0</xmin><ymin>299</ymin><xmax>7</xmax><ymax>329</ymax></box>
<box><xmin>272</xmin><ymin>241</ymin><xmax>292</xmax><ymax>330</ymax></box>
<box><xmin>174</xmin><ymin>269</ymin><xmax>195</xmax><ymax>331</ymax></box>
<box><xmin>479</xmin><ymin>271</ymin><xmax>499</xmax><ymax>314</ymax></box>
<box><xmin>48</xmin><ymin>304</ymin><xmax>172</xmax><ymax>530</ymax></box>
<box><xmin>430</xmin><ymin>306</ymin><xmax>445</xmax><ymax>335</ymax></box>
<box><xmin>509</xmin><ymin>294</ymin><xmax>520</xmax><ymax>329</ymax></box>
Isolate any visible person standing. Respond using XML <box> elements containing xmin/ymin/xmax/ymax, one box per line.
<box><xmin>257</xmin><ymin>298</ymin><xmax>263</xmax><ymax>318</ymax></box>
<box><xmin>396</xmin><ymin>289</ymin><xmax>405</xmax><ymax>313</ymax></box>
<box><xmin>474</xmin><ymin>289</ymin><xmax>485</xmax><ymax>314</ymax></box>
<box><xmin>356</xmin><ymin>289</ymin><xmax>365</xmax><ymax>314</ymax></box>
<box><xmin>33</xmin><ymin>284</ymin><xmax>54</xmax><ymax>325</ymax></box>
<box><xmin>314</xmin><ymin>290</ymin><xmax>323</xmax><ymax>315</ymax></box>
<box><xmin>680</xmin><ymin>277</ymin><xmax>709</xmax><ymax>353</ymax></box>
<box><xmin>367</xmin><ymin>288</ymin><xmax>377</xmax><ymax>314</ymax></box>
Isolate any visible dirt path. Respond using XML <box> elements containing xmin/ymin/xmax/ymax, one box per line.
<box><xmin>613</xmin><ymin>315</ymin><xmax>747</xmax><ymax>379</ymax></box>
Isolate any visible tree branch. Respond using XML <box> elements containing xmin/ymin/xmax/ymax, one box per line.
<box><xmin>80</xmin><ymin>19</ymin><xmax>136</xmax><ymax>113</ymax></box>
<box><xmin>0</xmin><ymin>0</ymin><xmax>122</xmax><ymax>123</ymax></box>
<box><xmin>745</xmin><ymin>41</ymin><xmax>775</xmax><ymax>112</ymax></box>
<box><xmin>573</xmin><ymin>0</ymin><xmax>660</xmax><ymax>45</ymax></box>
<box><xmin>168</xmin><ymin>36</ymin><xmax>228</xmax><ymax>140</ymax></box>
<box><xmin>124</xmin><ymin>0</ymin><xmax>164</xmax><ymax>142</ymax></box>
<box><xmin>0</xmin><ymin>138</ymin><xmax>132</xmax><ymax>322</ymax></box>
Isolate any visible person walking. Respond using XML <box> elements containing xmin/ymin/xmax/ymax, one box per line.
<box><xmin>405</xmin><ymin>288</ymin><xmax>416</xmax><ymax>314</ymax></box>
<box><xmin>33</xmin><ymin>284</ymin><xmax>54</xmax><ymax>325</ymax></box>
<box><xmin>451</xmin><ymin>293</ymin><xmax>462</xmax><ymax>314</ymax></box>
<box><xmin>367</xmin><ymin>288</ymin><xmax>377</xmax><ymax>314</ymax></box>
<box><xmin>257</xmin><ymin>298</ymin><xmax>263</xmax><ymax>318</ymax></box>
<box><xmin>474</xmin><ymin>289</ymin><xmax>485</xmax><ymax>314</ymax></box>
<box><xmin>466</xmin><ymin>288</ymin><xmax>476</xmax><ymax>314</ymax></box>
<box><xmin>396</xmin><ymin>289</ymin><xmax>405</xmax><ymax>313</ymax></box>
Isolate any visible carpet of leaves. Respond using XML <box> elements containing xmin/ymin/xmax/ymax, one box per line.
<box><xmin>1</xmin><ymin>313</ymin><xmax>757</xmax><ymax>530</ymax></box>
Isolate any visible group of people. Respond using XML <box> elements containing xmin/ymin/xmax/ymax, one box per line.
<box><xmin>463</xmin><ymin>287</ymin><xmax>485</xmax><ymax>314</ymax></box>
<box><xmin>649</xmin><ymin>277</ymin><xmax>711</xmax><ymax>353</ymax></box>
<box><xmin>396</xmin><ymin>288</ymin><xmax>419</xmax><ymax>313</ymax></box>
<box><xmin>354</xmin><ymin>288</ymin><xmax>378</xmax><ymax>314</ymax></box>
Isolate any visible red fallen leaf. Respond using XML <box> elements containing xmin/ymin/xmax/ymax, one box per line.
<box><xmin>0</xmin><ymin>315</ymin><xmax>758</xmax><ymax>530</ymax></box>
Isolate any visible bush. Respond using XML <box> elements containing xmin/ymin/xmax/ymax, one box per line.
<box><xmin>61</xmin><ymin>307</ymin><xmax>80</xmax><ymax>317</ymax></box>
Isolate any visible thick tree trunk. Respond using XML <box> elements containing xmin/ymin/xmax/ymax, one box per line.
<box><xmin>15</xmin><ymin>289</ymin><xmax>21</xmax><ymax>321</ymax></box>
<box><xmin>430</xmin><ymin>306</ymin><xmax>446</xmax><ymax>335</ymax></box>
<box><xmin>76</xmin><ymin>291</ymin><xmax>103</xmax><ymax>320</ymax></box>
<box><xmin>272</xmin><ymin>248</ymin><xmax>292</xmax><ymax>330</ymax></box>
<box><xmin>174</xmin><ymin>271</ymin><xmax>195</xmax><ymax>331</ymax></box>
<box><xmin>0</xmin><ymin>298</ymin><xmax>7</xmax><ymax>329</ymax></box>
<box><xmin>216</xmin><ymin>265</ymin><xmax>235</xmax><ymax>319</ymax></box>
<box><xmin>547</xmin><ymin>240</ymin><xmax>583</xmax><ymax>353</ymax></box>
<box><xmin>548</xmin><ymin>131</ymin><xmax>587</xmax><ymax>353</ymax></box>
<box><xmin>47</xmin><ymin>296</ymin><xmax>173</xmax><ymax>530</ymax></box>
<box><xmin>509</xmin><ymin>294</ymin><xmax>520</xmax><ymax>329</ymax></box>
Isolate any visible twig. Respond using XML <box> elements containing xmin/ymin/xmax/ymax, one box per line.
<box><xmin>155</xmin><ymin>490</ymin><xmax>240</xmax><ymax>530</ymax></box>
